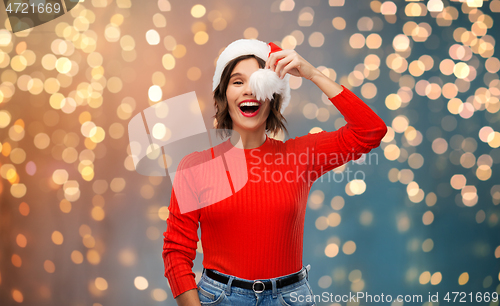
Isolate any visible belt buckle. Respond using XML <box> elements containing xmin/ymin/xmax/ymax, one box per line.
<box><xmin>252</xmin><ymin>280</ymin><xmax>265</xmax><ymax>293</ymax></box>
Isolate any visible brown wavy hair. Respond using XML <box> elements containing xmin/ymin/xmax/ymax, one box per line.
<box><xmin>213</xmin><ymin>54</ymin><xmax>289</xmax><ymax>139</ymax></box>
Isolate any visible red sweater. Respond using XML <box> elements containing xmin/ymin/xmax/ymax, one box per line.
<box><xmin>162</xmin><ymin>86</ymin><xmax>387</xmax><ymax>298</ymax></box>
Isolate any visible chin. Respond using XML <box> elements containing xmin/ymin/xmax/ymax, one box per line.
<box><xmin>233</xmin><ymin>120</ymin><xmax>265</xmax><ymax>132</ymax></box>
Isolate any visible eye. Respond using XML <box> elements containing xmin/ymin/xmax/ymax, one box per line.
<box><xmin>233</xmin><ymin>81</ymin><xmax>243</xmax><ymax>85</ymax></box>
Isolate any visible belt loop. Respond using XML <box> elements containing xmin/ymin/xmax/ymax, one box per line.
<box><xmin>225</xmin><ymin>275</ymin><xmax>234</xmax><ymax>296</ymax></box>
<box><xmin>306</xmin><ymin>264</ymin><xmax>311</xmax><ymax>281</ymax></box>
<box><xmin>271</xmin><ymin>278</ymin><xmax>277</xmax><ymax>298</ymax></box>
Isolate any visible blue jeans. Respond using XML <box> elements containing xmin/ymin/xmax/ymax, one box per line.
<box><xmin>196</xmin><ymin>264</ymin><xmax>316</xmax><ymax>306</ymax></box>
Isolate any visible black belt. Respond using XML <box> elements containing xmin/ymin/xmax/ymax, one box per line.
<box><xmin>204</xmin><ymin>268</ymin><xmax>307</xmax><ymax>293</ymax></box>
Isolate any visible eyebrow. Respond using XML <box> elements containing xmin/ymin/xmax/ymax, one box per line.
<box><xmin>229</xmin><ymin>72</ymin><xmax>244</xmax><ymax>80</ymax></box>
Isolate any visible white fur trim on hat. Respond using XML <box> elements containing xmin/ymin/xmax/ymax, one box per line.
<box><xmin>212</xmin><ymin>39</ymin><xmax>291</xmax><ymax>114</ymax></box>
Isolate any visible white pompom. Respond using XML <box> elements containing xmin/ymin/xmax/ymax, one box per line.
<box><xmin>249</xmin><ymin>69</ymin><xmax>290</xmax><ymax>113</ymax></box>
<box><xmin>249</xmin><ymin>69</ymin><xmax>281</xmax><ymax>101</ymax></box>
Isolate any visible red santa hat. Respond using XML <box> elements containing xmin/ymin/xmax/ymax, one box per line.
<box><xmin>212</xmin><ymin>39</ymin><xmax>291</xmax><ymax>114</ymax></box>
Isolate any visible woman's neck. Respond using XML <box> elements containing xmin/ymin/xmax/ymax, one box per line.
<box><xmin>230</xmin><ymin>126</ymin><xmax>267</xmax><ymax>149</ymax></box>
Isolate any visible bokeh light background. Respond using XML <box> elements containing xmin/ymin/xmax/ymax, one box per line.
<box><xmin>1</xmin><ymin>0</ymin><xmax>500</xmax><ymax>305</ymax></box>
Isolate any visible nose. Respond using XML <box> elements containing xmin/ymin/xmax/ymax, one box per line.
<box><xmin>243</xmin><ymin>82</ymin><xmax>253</xmax><ymax>96</ymax></box>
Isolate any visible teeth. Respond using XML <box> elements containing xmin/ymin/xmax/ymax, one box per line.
<box><xmin>239</xmin><ymin>102</ymin><xmax>260</xmax><ymax>107</ymax></box>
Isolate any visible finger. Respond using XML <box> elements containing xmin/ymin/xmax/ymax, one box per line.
<box><xmin>280</xmin><ymin>58</ymin><xmax>299</xmax><ymax>79</ymax></box>
<box><xmin>274</xmin><ymin>54</ymin><xmax>295</xmax><ymax>77</ymax></box>
<box><xmin>268</xmin><ymin>50</ymin><xmax>289</xmax><ymax>71</ymax></box>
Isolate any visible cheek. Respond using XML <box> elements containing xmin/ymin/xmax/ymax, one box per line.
<box><xmin>263</xmin><ymin>102</ymin><xmax>272</xmax><ymax>115</ymax></box>
<box><xmin>226</xmin><ymin>86</ymin><xmax>237</xmax><ymax>102</ymax></box>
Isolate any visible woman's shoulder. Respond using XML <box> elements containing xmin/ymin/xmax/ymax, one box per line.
<box><xmin>176</xmin><ymin>147</ymin><xmax>213</xmax><ymax>171</ymax></box>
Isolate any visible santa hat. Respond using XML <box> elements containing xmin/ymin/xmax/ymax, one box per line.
<box><xmin>212</xmin><ymin>39</ymin><xmax>291</xmax><ymax>114</ymax></box>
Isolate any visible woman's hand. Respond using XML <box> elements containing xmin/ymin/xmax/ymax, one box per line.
<box><xmin>265</xmin><ymin>49</ymin><xmax>319</xmax><ymax>80</ymax></box>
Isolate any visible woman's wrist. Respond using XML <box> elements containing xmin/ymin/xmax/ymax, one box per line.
<box><xmin>309</xmin><ymin>69</ymin><xmax>344</xmax><ymax>99</ymax></box>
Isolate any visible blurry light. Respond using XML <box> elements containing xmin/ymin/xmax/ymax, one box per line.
<box><xmin>349</xmin><ymin>33</ymin><xmax>365</xmax><ymax>49</ymax></box>
<box><xmin>422</xmin><ymin>238</ymin><xmax>434</xmax><ymax>252</ymax></box>
<box><xmin>162</xmin><ymin>54</ymin><xmax>175</xmax><ymax>70</ymax></box>
<box><xmin>303</xmin><ymin>103</ymin><xmax>319</xmax><ymax>120</ymax></box>
<box><xmin>309</xmin><ymin>189</ymin><xmax>324</xmax><ymax>209</ymax></box>
<box><xmin>282</xmin><ymin>35</ymin><xmax>297</xmax><ymax>50</ymax></box>
<box><xmin>104</xmin><ymin>25</ymin><xmax>120</xmax><ymax>42</ymax></box>
<box><xmin>315</xmin><ymin>216</ymin><xmax>329</xmax><ymax>230</ymax></box>
<box><xmin>187</xmin><ymin>67</ymin><xmax>202</xmax><ymax>81</ymax></box>
<box><xmin>325</xmin><ymin>243</ymin><xmax>339</xmax><ymax>257</ymax></box>
<box><xmin>95</xmin><ymin>277</ymin><xmax>108</xmax><ymax>291</ymax></box>
<box><xmin>212</xmin><ymin>18</ymin><xmax>227</xmax><ymax>31</ymax></box>
<box><xmin>332</xmin><ymin>17</ymin><xmax>346</xmax><ymax>30</ymax></box>
<box><xmin>55</xmin><ymin>57</ymin><xmax>72</xmax><ymax>74</ymax></box>
<box><xmin>494</xmin><ymin>246</ymin><xmax>500</xmax><ymax>258</ymax></box>
<box><xmin>91</xmin><ymin>206</ymin><xmax>105</xmax><ymax>220</ymax></box>
<box><xmin>342</xmin><ymin>241</ymin><xmax>356</xmax><ymax>255</ymax></box>
<box><xmin>44</xmin><ymin>260</ymin><xmax>55</xmax><ymax>273</ymax></box>
<box><xmin>12</xmin><ymin>289</ymin><xmax>23</xmax><ymax>303</ymax></box>
<box><xmin>71</xmin><ymin>250</ymin><xmax>84</xmax><ymax>264</ymax></box>
<box><xmin>451</xmin><ymin>174</ymin><xmax>466</xmax><ymax>190</ymax></box>
<box><xmin>146</xmin><ymin>30</ymin><xmax>160</xmax><ymax>45</ymax></box>
<box><xmin>134</xmin><ymin>276</ymin><xmax>149</xmax><ymax>290</ymax></box>
<box><xmin>393</xmin><ymin>34</ymin><xmax>410</xmax><ymax>52</ymax></box>
<box><xmin>243</xmin><ymin>27</ymin><xmax>259</xmax><ymax>39</ymax></box>
<box><xmin>0</xmin><ymin>110</ymin><xmax>11</xmax><ymax>128</ymax></box>
<box><xmin>348</xmin><ymin>180</ymin><xmax>366</xmax><ymax>195</ymax></box>
<box><xmin>87</xmin><ymin>250</ymin><xmax>101</xmax><ymax>265</ymax></box>
<box><xmin>454</xmin><ymin>62</ymin><xmax>470</xmax><ymax>79</ymax></box>
<box><xmin>397</xmin><ymin>213</ymin><xmax>410</xmax><ymax>232</ymax></box>
<box><xmin>191</xmin><ymin>4</ymin><xmax>206</xmax><ymax>18</ymax></box>
<box><xmin>427</xmin><ymin>0</ymin><xmax>444</xmax><ymax>12</ymax></box>
<box><xmin>318</xmin><ymin>275</ymin><xmax>332</xmax><ymax>289</ymax></box>
<box><xmin>152</xmin><ymin>13</ymin><xmax>167</xmax><ymax>28</ymax></box>
<box><xmin>16</xmin><ymin>234</ymin><xmax>27</xmax><ymax>248</ymax></box>
<box><xmin>298</xmin><ymin>7</ymin><xmax>314</xmax><ymax>27</ymax></box>
<box><xmin>432</xmin><ymin>138</ymin><xmax>448</xmax><ymax>154</ymax></box>
<box><xmin>348</xmin><ymin>270</ymin><xmax>362</xmax><ymax>282</ymax></box>
<box><xmin>10</xmin><ymin>183</ymin><xmax>26</xmax><ymax>198</ymax></box>
<box><xmin>381</xmin><ymin>1</ymin><xmax>397</xmax><ymax>15</ymax></box>
<box><xmin>431</xmin><ymin>272</ymin><xmax>442</xmax><ymax>285</ymax></box>
<box><xmin>110</xmin><ymin>177</ymin><xmax>126</xmax><ymax>193</ymax></box>
<box><xmin>120</xmin><ymin>35</ymin><xmax>135</xmax><ymax>51</ymax></box>
<box><xmin>194</xmin><ymin>31</ymin><xmax>209</xmax><ymax>45</ymax></box>
<box><xmin>158</xmin><ymin>0</ymin><xmax>171</xmax><ymax>11</ymax></box>
<box><xmin>51</xmin><ymin>231</ymin><xmax>63</xmax><ymax>245</ymax></box>
<box><xmin>327</xmin><ymin>212</ymin><xmax>341</xmax><ymax>227</ymax></box>
<box><xmin>0</xmin><ymin>29</ymin><xmax>12</xmax><ymax>46</ymax></box>
<box><xmin>459</xmin><ymin>272</ymin><xmax>469</xmax><ymax>285</ymax></box>
<box><xmin>163</xmin><ymin>35</ymin><xmax>177</xmax><ymax>51</ymax></box>
<box><xmin>309</xmin><ymin>32</ymin><xmax>324</xmax><ymax>47</ymax></box>
<box><xmin>366</xmin><ymin>33</ymin><xmax>382</xmax><ymax>49</ymax></box>
<box><xmin>280</xmin><ymin>0</ymin><xmax>295</xmax><ymax>11</ymax></box>
<box><xmin>19</xmin><ymin>202</ymin><xmax>30</xmax><ymax>217</ymax></box>
<box><xmin>419</xmin><ymin>271</ymin><xmax>431</xmax><ymax>284</ymax></box>
<box><xmin>118</xmin><ymin>249</ymin><xmax>136</xmax><ymax>266</ymax></box>
<box><xmin>384</xmin><ymin>144</ymin><xmax>400</xmax><ymax>161</ymax></box>
<box><xmin>422</xmin><ymin>211</ymin><xmax>434</xmax><ymax>225</ymax></box>
<box><xmin>151</xmin><ymin>288</ymin><xmax>168</xmax><ymax>301</ymax></box>
<box><xmin>149</xmin><ymin>85</ymin><xmax>162</xmax><ymax>102</ymax></box>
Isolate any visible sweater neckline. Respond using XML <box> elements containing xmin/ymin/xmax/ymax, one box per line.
<box><xmin>223</xmin><ymin>134</ymin><xmax>271</xmax><ymax>152</ymax></box>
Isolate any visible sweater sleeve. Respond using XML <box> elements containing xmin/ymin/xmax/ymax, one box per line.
<box><xmin>162</xmin><ymin>155</ymin><xmax>201</xmax><ymax>298</ymax></box>
<box><xmin>308</xmin><ymin>85</ymin><xmax>388</xmax><ymax>180</ymax></box>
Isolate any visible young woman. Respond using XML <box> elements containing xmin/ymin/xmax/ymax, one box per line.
<box><xmin>162</xmin><ymin>39</ymin><xmax>387</xmax><ymax>306</ymax></box>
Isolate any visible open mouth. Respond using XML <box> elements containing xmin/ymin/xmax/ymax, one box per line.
<box><xmin>238</xmin><ymin>101</ymin><xmax>261</xmax><ymax>117</ymax></box>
